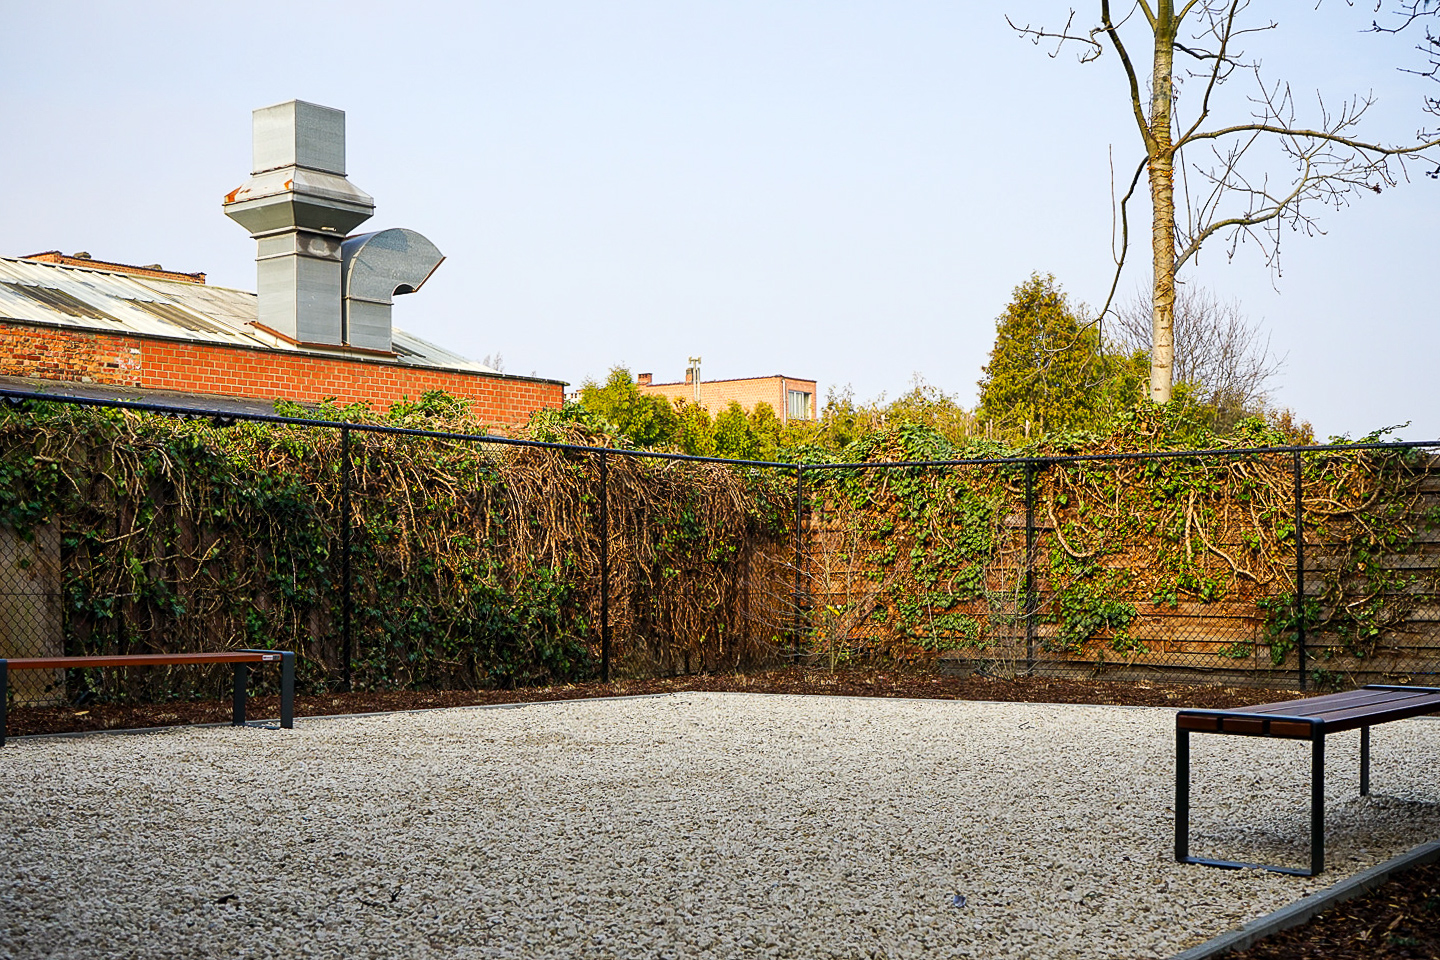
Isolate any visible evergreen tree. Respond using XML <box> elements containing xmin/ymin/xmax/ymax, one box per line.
<box><xmin>748</xmin><ymin>403</ymin><xmax>782</xmax><ymax>462</ymax></box>
<box><xmin>713</xmin><ymin>401</ymin><xmax>755</xmax><ymax>460</ymax></box>
<box><xmin>577</xmin><ymin>367</ymin><xmax>678</xmax><ymax>447</ymax></box>
<box><xmin>673</xmin><ymin>400</ymin><xmax>716</xmax><ymax>457</ymax></box>
<box><xmin>977</xmin><ymin>274</ymin><xmax>1104</xmax><ymax>437</ymax></box>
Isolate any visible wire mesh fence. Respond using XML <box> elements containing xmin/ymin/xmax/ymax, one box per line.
<box><xmin>1</xmin><ymin>387</ymin><xmax>1438</xmax><ymax>707</ymax></box>
<box><xmin>798</xmin><ymin>446</ymin><xmax>1440</xmax><ymax>689</ymax></box>
<box><xmin>0</xmin><ymin>391</ymin><xmax>795</xmax><ymax>705</ymax></box>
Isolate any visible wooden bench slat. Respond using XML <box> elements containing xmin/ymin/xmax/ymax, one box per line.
<box><xmin>1267</xmin><ymin>720</ymin><xmax>1314</xmax><ymax>738</ymax></box>
<box><xmin>1178</xmin><ymin>687</ymin><xmax>1440</xmax><ymax>730</ymax></box>
<box><xmin>1230</xmin><ymin>688</ymin><xmax>1391</xmax><ymax>716</ymax></box>
<box><xmin>4</xmin><ymin>652</ymin><xmax>282</xmax><ymax>670</ymax></box>
<box><xmin>1303</xmin><ymin>694</ymin><xmax>1440</xmax><ymax>732</ymax></box>
<box><xmin>1218</xmin><ymin>717</ymin><xmax>1264</xmax><ymax>734</ymax></box>
<box><xmin>1298</xmin><ymin>688</ymin><xmax>1440</xmax><ymax>716</ymax></box>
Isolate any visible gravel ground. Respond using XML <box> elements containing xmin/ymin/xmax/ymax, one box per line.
<box><xmin>3</xmin><ymin>693</ymin><xmax>1439</xmax><ymax>960</ymax></box>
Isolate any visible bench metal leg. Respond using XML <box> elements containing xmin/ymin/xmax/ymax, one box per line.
<box><xmin>239</xmin><ymin>649</ymin><xmax>294</xmax><ymax>730</ymax></box>
<box><xmin>232</xmin><ymin>663</ymin><xmax>248</xmax><ymax>727</ymax></box>
<box><xmin>280</xmin><ymin>652</ymin><xmax>294</xmax><ymax>729</ymax></box>
<box><xmin>1175</xmin><ymin>727</ymin><xmax>1190</xmax><ymax>863</ymax></box>
<box><xmin>1</xmin><ymin>659</ymin><xmax>8</xmax><ymax>748</ymax></box>
<box><xmin>1360</xmin><ymin>726</ymin><xmax>1370</xmax><ymax>796</ymax></box>
<box><xmin>1311</xmin><ymin>733</ymin><xmax>1325</xmax><ymax>876</ymax></box>
<box><xmin>1177</xmin><ymin>729</ymin><xmax>1325</xmax><ymax>877</ymax></box>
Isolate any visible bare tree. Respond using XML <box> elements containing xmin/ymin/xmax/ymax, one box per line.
<box><xmin>1373</xmin><ymin>1</ymin><xmax>1440</xmax><ymax>175</ymax></box>
<box><xmin>1112</xmin><ymin>284</ymin><xmax>1283</xmax><ymax>420</ymax></box>
<box><xmin>1010</xmin><ymin>3</ymin><xmax>1439</xmax><ymax>404</ymax></box>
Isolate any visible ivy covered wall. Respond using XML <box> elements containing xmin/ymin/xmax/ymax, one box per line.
<box><xmin>3</xmin><ymin>395</ymin><xmax>1437</xmax><ymax>704</ymax></box>
<box><xmin>0</xmin><ymin>397</ymin><xmax>792</xmax><ymax>703</ymax></box>
<box><xmin>800</xmin><ymin>414</ymin><xmax>1440</xmax><ymax>688</ymax></box>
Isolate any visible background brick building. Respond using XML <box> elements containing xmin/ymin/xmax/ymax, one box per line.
<box><xmin>637</xmin><ymin>363</ymin><xmax>816</xmax><ymax>424</ymax></box>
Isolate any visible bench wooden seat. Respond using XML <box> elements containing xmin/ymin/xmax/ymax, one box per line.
<box><xmin>1176</xmin><ymin>684</ymin><xmax>1440</xmax><ymax>876</ymax></box>
<box><xmin>0</xmin><ymin>650</ymin><xmax>295</xmax><ymax>746</ymax></box>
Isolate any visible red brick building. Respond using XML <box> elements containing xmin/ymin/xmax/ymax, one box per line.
<box><xmin>0</xmin><ymin>252</ymin><xmax>562</xmax><ymax>425</ymax></box>
<box><xmin>0</xmin><ymin>101</ymin><xmax>564</xmax><ymax>426</ymax></box>
<box><xmin>637</xmin><ymin>364</ymin><xmax>817</xmax><ymax>424</ymax></box>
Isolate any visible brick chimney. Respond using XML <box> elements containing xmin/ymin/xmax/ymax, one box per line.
<box><xmin>637</xmin><ymin>373</ymin><xmax>652</xmax><ymax>386</ymax></box>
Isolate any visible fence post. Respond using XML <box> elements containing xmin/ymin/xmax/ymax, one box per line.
<box><xmin>1294</xmin><ymin>449</ymin><xmax>1307</xmax><ymax>690</ymax></box>
<box><xmin>793</xmin><ymin>465</ymin><xmax>805</xmax><ymax>662</ymax></box>
<box><xmin>341</xmin><ymin>425</ymin><xmax>353</xmax><ymax>693</ymax></box>
<box><xmin>598</xmin><ymin>449</ymin><xmax>610</xmax><ymax>684</ymax></box>
<box><xmin>1025</xmin><ymin>460</ymin><xmax>1038</xmax><ymax>675</ymax></box>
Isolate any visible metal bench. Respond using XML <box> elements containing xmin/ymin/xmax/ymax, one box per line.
<box><xmin>1176</xmin><ymin>684</ymin><xmax>1440</xmax><ymax>876</ymax></box>
<box><xmin>0</xmin><ymin>650</ymin><xmax>295</xmax><ymax>746</ymax></box>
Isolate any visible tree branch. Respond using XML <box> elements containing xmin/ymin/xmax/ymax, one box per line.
<box><xmin>1097</xmin><ymin>155</ymin><xmax>1150</xmax><ymax>325</ymax></box>
<box><xmin>1175</xmin><ymin>160</ymin><xmax>1308</xmax><ymax>270</ymax></box>
<box><xmin>1100</xmin><ymin>0</ymin><xmax>1157</xmax><ymax>151</ymax></box>
<box><xmin>1177</xmin><ymin>1</ymin><xmax>1249</xmax><ymax>144</ymax></box>
<box><xmin>1178</xmin><ymin>120</ymin><xmax>1440</xmax><ymax>155</ymax></box>
<box><xmin>1006</xmin><ymin>10</ymin><xmax>1104</xmax><ymax>61</ymax></box>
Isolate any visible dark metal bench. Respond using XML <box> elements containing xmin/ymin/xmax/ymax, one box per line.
<box><xmin>1176</xmin><ymin>684</ymin><xmax>1440</xmax><ymax>876</ymax></box>
<box><xmin>0</xmin><ymin>650</ymin><xmax>295</xmax><ymax>746</ymax></box>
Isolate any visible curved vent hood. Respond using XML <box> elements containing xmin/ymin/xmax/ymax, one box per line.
<box><xmin>341</xmin><ymin>229</ymin><xmax>445</xmax><ymax>351</ymax></box>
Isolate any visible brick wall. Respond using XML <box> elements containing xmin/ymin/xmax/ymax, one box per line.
<box><xmin>0</xmin><ymin>321</ymin><xmax>563</xmax><ymax>426</ymax></box>
<box><xmin>639</xmin><ymin>374</ymin><xmax>817</xmax><ymax>423</ymax></box>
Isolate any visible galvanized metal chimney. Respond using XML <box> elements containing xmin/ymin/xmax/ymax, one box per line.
<box><xmin>223</xmin><ymin>101</ymin><xmax>374</xmax><ymax>345</ymax></box>
<box><xmin>341</xmin><ymin>228</ymin><xmax>445</xmax><ymax>351</ymax></box>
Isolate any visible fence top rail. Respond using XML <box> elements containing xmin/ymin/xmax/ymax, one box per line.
<box><xmin>0</xmin><ymin>388</ymin><xmax>790</xmax><ymax>468</ymax></box>
<box><xmin>3</xmin><ymin>386</ymin><xmax>1438</xmax><ymax>473</ymax></box>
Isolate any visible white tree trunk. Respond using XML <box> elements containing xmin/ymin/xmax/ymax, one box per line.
<box><xmin>1148</xmin><ymin>3</ymin><xmax>1177</xmax><ymax>404</ymax></box>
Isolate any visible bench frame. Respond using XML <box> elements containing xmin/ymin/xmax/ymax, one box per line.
<box><xmin>0</xmin><ymin>650</ymin><xmax>295</xmax><ymax>746</ymax></box>
<box><xmin>1176</xmin><ymin>684</ymin><xmax>1440</xmax><ymax>876</ymax></box>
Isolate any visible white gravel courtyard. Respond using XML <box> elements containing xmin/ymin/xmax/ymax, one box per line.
<box><xmin>3</xmin><ymin>693</ymin><xmax>1439</xmax><ymax>959</ymax></box>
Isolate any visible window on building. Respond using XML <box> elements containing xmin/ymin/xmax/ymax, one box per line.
<box><xmin>787</xmin><ymin>389</ymin><xmax>812</xmax><ymax>421</ymax></box>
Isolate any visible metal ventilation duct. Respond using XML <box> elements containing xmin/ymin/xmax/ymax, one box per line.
<box><xmin>340</xmin><ymin>229</ymin><xmax>445</xmax><ymax>351</ymax></box>
<box><xmin>223</xmin><ymin>101</ymin><xmax>374</xmax><ymax>345</ymax></box>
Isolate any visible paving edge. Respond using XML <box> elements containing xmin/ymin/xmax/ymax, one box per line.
<box><xmin>1170</xmin><ymin>836</ymin><xmax>1440</xmax><ymax>959</ymax></box>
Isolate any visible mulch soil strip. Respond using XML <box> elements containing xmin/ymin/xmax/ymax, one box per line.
<box><xmin>1226</xmin><ymin>858</ymin><xmax>1440</xmax><ymax>959</ymax></box>
<box><xmin>8</xmin><ymin>666</ymin><xmax>1438</xmax><ymax>959</ymax></box>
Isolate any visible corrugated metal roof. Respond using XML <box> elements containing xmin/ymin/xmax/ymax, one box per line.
<box><xmin>0</xmin><ymin>256</ymin><xmax>500</xmax><ymax>375</ymax></box>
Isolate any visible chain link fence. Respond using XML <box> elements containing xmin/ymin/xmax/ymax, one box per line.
<box><xmin>2</xmin><ymin>388</ymin><xmax>1438</xmax><ymax>706</ymax></box>
<box><xmin>798</xmin><ymin>446</ymin><xmax>1440</xmax><ymax>689</ymax></box>
<box><xmin>0</xmin><ymin>392</ymin><xmax>791</xmax><ymax>706</ymax></box>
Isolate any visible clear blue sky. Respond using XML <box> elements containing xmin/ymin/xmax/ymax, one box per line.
<box><xmin>3</xmin><ymin>2</ymin><xmax>1435</xmax><ymax>439</ymax></box>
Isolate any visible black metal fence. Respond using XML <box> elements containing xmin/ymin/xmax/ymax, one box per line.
<box><xmin>797</xmin><ymin>444</ymin><xmax>1440</xmax><ymax>689</ymax></box>
<box><xmin>0</xmin><ymin>389</ymin><xmax>793</xmax><ymax>705</ymax></box>
<box><xmin>2</xmin><ymin>387</ymin><xmax>1438</xmax><ymax>706</ymax></box>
